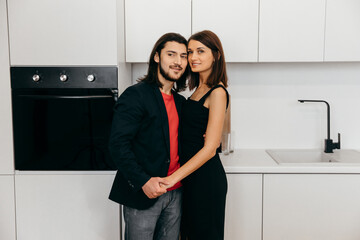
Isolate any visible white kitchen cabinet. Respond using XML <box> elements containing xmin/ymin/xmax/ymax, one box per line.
<box><xmin>15</xmin><ymin>173</ymin><xmax>120</xmax><ymax>240</ymax></box>
<box><xmin>125</xmin><ymin>0</ymin><xmax>191</xmax><ymax>62</ymax></box>
<box><xmin>116</xmin><ymin>0</ymin><xmax>132</xmax><ymax>94</ymax></box>
<box><xmin>0</xmin><ymin>0</ymin><xmax>14</xmax><ymax>174</ymax></box>
<box><xmin>259</xmin><ymin>0</ymin><xmax>326</xmax><ymax>62</ymax></box>
<box><xmin>224</xmin><ymin>174</ymin><xmax>262</xmax><ymax>240</ymax></box>
<box><xmin>324</xmin><ymin>0</ymin><xmax>360</xmax><ymax>61</ymax></box>
<box><xmin>8</xmin><ymin>0</ymin><xmax>118</xmax><ymax>65</ymax></box>
<box><xmin>192</xmin><ymin>0</ymin><xmax>259</xmax><ymax>62</ymax></box>
<box><xmin>263</xmin><ymin>174</ymin><xmax>360</xmax><ymax>240</ymax></box>
<box><xmin>0</xmin><ymin>176</ymin><xmax>16</xmax><ymax>240</ymax></box>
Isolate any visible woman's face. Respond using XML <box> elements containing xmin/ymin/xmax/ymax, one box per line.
<box><xmin>187</xmin><ymin>40</ymin><xmax>214</xmax><ymax>75</ymax></box>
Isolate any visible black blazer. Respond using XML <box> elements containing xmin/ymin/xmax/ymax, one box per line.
<box><xmin>108</xmin><ymin>81</ymin><xmax>185</xmax><ymax>209</ymax></box>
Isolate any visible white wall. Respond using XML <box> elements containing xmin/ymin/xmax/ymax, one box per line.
<box><xmin>0</xmin><ymin>0</ymin><xmax>14</xmax><ymax>174</ymax></box>
<box><xmin>132</xmin><ymin>62</ymin><xmax>360</xmax><ymax>150</ymax></box>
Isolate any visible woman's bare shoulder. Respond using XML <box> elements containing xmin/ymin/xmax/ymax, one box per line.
<box><xmin>210</xmin><ymin>85</ymin><xmax>227</xmax><ymax>98</ymax></box>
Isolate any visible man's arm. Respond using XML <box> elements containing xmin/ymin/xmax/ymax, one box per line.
<box><xmin>109</xmin><ymin>86</ymin><xmax>168</xmax><ymax>198</ymax></box>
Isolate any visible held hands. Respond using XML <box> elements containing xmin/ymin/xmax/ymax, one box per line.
<box><xmin>142</xmin><ymin>177</ymin><xmax>169</xmax><ymax>199</ymax></box>
<box><xmin>159</xmin><ymin>176</ymin><xmax>176</xmax><ymax>190</ymax></box>
<box><xmin>142</xmin><ymin>176</ymin><xmax>178</xmax><ymax>199</ymax></box>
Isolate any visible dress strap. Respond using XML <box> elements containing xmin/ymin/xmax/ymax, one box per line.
<box><xmin>198</xmin><ymin>85</ymin><xmax>229</xmax><ymax>109</ymax></box>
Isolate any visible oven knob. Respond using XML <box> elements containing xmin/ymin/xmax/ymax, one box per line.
<box><xmin>60</xmin><ymin>74</ymin><xmax>68</xmax><ymax>82</ymax></box>
<box><xmin>87</xmin><ymin>74</ymin><xmax>95</xmax><ymax>82</ymax></box>
<box><xmin>32</xmin><ymin>74</ymin><xmax>40</xmax><ymax>82</ymax></box>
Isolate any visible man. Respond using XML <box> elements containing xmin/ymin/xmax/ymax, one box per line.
<box><xmin>108</xmin><ymin>33</ymin><xmax>189</xmax><ymax>240</ymax></box>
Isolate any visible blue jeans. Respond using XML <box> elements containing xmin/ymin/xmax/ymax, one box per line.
<box><xmin>123</xmin><ymin>187</ymin><xmax>182</xmax><ymax>240</ymax></box>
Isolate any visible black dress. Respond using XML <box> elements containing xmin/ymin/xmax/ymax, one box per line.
<box><xmin>180</xmin><ymin>85</ymin><xmax>229</xmax><ymax>240</ymax></box>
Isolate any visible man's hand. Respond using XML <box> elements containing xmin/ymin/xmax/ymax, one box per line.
<box><xmin>142</xmin><ymin>177</ymin><xmax>169</xmax><ymax>199</ymax></box>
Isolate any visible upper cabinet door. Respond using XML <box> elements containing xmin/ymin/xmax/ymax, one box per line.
<box><xmin>125</xmin><ymin>0</ymin><xmax>191</xmax><ymax>63</ymax></box>
<box><xmin>259</xmin><ymin>0</ymin><xmax>326</xmax><ymax>62</ymax></box>
<box><xmin>324</xmin><ymin>0</ymin><xmax>360</xmax><ymax>61</ymax></box>
<box><xmin>192</xmin><ymin>0</ymin><xmax>259</xmax><ymax>62</ymax></box>
<box><xmin>8</xmin><ymin>0</ymin><xmax>118</xmax><ymax>65</ymax></box>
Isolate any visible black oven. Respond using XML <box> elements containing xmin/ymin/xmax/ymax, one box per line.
<box><xmin>11</xmin><ymin>67</ymin><xmax>118</xmax><ymax>171</ymax></box>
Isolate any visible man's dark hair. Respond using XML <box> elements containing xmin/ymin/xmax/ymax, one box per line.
<box><xmin>138</xmin><ymin>33</ymin><xmax>189</xmax><ymax>92</ymax></box>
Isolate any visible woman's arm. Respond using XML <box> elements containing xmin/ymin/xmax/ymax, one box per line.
<box><xmin>164</xmin><ymin>87</ymin><xmax>227</xmax><ymax>188</ymax></box>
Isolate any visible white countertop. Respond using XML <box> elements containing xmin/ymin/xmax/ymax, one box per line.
<box><xmin>13</xmin><ymin>149</ymin><xmax>360</xmax><ymax>175</ymax></box>
<box><xmin>220</xmin><ymin>149</ymin><xmax>360</xmax><ymax>174</ymax></box>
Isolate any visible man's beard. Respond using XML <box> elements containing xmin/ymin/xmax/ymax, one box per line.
<box><xmin>159</xmin><ymin>61</ymin><xmax>183</xmax><ymax>82</ymax></box>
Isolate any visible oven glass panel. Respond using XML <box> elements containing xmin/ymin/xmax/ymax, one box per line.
<box><xmin>12</xmin><ymin>89</ymin><xmax>117</xmax><ymax>170</ymax></box>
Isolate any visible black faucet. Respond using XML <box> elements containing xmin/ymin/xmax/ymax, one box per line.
<box><xmin>298</xmin><ymin>100</ymin><xmax>341</xmax><ymax>153</ymax></box>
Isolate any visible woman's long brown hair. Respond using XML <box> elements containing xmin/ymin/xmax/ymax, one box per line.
<box><xmin>188</xmin><ymin>30</ymin><xmax>228</xmax><ymax>90</ymax></box>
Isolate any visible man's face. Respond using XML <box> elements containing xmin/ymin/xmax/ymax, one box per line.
<box><xmin>154</xmin><ymin>41</ymin><xmax>188</xmax><ymax>82</ymax></box>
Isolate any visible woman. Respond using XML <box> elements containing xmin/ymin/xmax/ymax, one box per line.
<box><xmin>163</xmin><ymin>30</ymin><xmax>229</xmax><ymax>240</ymax></box>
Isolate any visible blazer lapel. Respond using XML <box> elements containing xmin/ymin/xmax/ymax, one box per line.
<box><xmin>173</xmin><ymin>91</ymin><xmax>183</xmax><ymax>155</ymax></box>
<box><xmin>153</xmin><ymin>86</ymin><xmax>170</xmax><ymax>156</ymax></box>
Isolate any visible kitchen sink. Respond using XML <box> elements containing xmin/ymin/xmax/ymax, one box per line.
<box><xmin>266</xmin><ymin>149</ymin><xmax>360</xmax><ymax>165</ymax></box>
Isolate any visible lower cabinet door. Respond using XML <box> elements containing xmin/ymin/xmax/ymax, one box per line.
<box><xmin>15</xmin><ymin>174</ymin><xmax>120</xmax><ymax>240</ymax></box>
<box><xmin>0</xmin><ymin>175</ymin><xmax>16</xmax><ymax>240</ymax></box>
<box><xmin>224</xmin><ymin>174</ymin><xmax>263</xmax><ymax>240</ymax></box>
<box><xmin>263</xmin><ymin>174</ymin><xmax>360</xmax><ymax>240</ymax></box>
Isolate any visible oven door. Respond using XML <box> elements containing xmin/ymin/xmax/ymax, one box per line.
<box><xmin>12</xmin><ymin>88</ymin><xmax>117</xmax><ymax>170</ymax></box>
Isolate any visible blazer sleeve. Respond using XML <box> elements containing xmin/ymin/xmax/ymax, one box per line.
<box><xmin>109</xmin><ymin>86</ymin><xmax>151</xmax><ymax>192</ymax></box>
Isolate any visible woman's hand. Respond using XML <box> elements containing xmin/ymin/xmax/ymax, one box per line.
<box><xmin>160</xmin><ymin>176</ymin><xmax>177</xmax><ymax>189</ymax></box>
<box><xmin>142</xmin><ymin>177</ymin><xmax>169</xmax><ymax>199</ymax></box>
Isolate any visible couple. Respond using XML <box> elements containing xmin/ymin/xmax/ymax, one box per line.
<box><xmin>109</xmin><ymin>30</ymin><xmax>229</xmax><ymax>240</ymax></box>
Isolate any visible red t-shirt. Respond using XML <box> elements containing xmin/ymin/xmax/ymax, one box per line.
<box><xmin>161</xmin><ymin>92</ymin><xmax>182</xmax><ymax>191</ymax></box>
